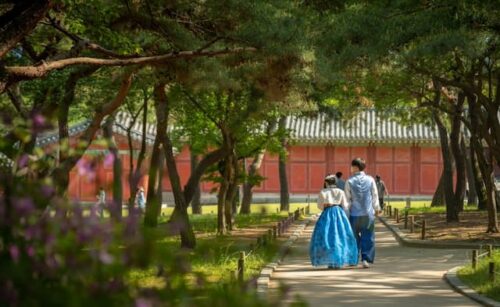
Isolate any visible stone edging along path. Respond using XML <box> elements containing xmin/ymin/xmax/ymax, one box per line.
<box><xmin>256</xmin><ymin>215</ymin><xmax>312</xmax><ymax>296</ymax></box>
<box><xmin>379</xmin><ymin>216</ymin><xmax>500</xmax><ymax>307</ymax></box>
<box><xmin>444</xmin><ymin>266</ymin><xmax>500</xmax><ymax>307</ymax></box>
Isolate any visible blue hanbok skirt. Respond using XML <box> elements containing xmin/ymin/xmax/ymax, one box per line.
<box><xmin>309</xmin><ymin>206</ymin><xmax>358</xmax><ymax>267</ymax></box>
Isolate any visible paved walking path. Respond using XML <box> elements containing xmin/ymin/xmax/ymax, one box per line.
<box><xmin>269</xmin><ymin>217</ymin><xmax>480</xmax><ymax>306</ymax></box>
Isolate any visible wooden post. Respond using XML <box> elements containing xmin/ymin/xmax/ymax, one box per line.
<box><xmin>238</xmin><ymin>252</ymin><xmax>245</xmax><ymax>283</ymax></box>
<box><xmin>277</xmin><ymin>222</ymin><xmax>282</xmax><ymax>236</ymax></box>
<box><xmin>487</xmin><ymin>244</ymin><xmax>493</xmax><ymax>257</ymax></box>
<box><xmin>389</xmin><ymin>205</ymin><xmax>392</xmax><ymax>217</ymax></box>
<box><xmin>421</xmin><ymin>219</ymin><xmax>426</xmax><ymax>240</ymax></box>
<box><xmin>489</xmin><ymin>261</ymin><xmax>495</xmax><ymax>282</ymax></box>
<box><xmin>404</xmin><ymin>210</ymin><xmax>408</xmax><ymax>229</ymax></box>
<box><xmin>472</xmin><ymin>250</ymin><xmax>478</xmax><ymax>269</ymax></box>
<box><xmin>273</xmin><ymin>225</ymin><xmax>277</xmax><ymax>239</ymax></box>
<box><xmin>410</xmin><ymin>216</ymin><xmax>414</xmax><ymax>233</ymax></box>
<box><xmin>405</xmin><ymin>197</ymin><xmax>411</xmax><ymax>209</ymax></box>
<box><xmin>306</xmin><ymin>204</ymin><xmax>310</xmax><ymax>215</ymax></box>
<box><xmin>395</xmin><ymin>208</ymin><xmax>399</xmax><ymax>223</ymax></box>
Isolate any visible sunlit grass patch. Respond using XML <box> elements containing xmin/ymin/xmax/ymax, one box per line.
<box><xmin>458</xmin><ymin>250</ymin><xmax>500</xmax><ymax>301</ymax></box>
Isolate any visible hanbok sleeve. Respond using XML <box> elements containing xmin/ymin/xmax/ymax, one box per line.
<box><xmin>340</xmin><ymin>191</ymin><xmax>349</xmax><ymax>214</ymax></box>
<box><xmin>317</xmin><ymin>191</ymin><xmax>325</xmax><ymax>211</ymax></box>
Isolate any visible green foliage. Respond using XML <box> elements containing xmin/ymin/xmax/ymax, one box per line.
<box><xmin>458</xmin><ymin>249</ymin><xmax>500</xmax><ymax>301</ymax></box>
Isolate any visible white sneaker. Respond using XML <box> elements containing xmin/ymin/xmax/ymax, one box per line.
<box><xmin>362</xmin><ymin>260</ymin><xmax>370</xmax><ymax>268</ymax></box>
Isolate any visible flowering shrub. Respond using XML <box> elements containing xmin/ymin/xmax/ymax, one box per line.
<box><xmin>0</xmin><ymin>173</ymin><xmax>147</xmax><ymax>306</ymax></box>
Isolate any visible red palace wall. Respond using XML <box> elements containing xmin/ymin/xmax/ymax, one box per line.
<box><xmin>251</xmin><ymin>145</ymin><xmax>443</xmax><ymax>196</ymax></box>
<box><xmin>68</xmin><ymin>142</ymin><xmax>444</xmax><ymax>202</ymax></box>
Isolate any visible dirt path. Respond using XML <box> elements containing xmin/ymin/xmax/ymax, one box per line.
<box><xmin>269</xmin><ymin>216</ymin><xmax>480</xmax><ymax>306</ymax></box>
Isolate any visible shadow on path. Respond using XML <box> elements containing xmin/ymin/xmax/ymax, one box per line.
<box><xmin>269</xmin><ymin>218</ymin><xmax>479</xmax><ymax>307</ymax></box>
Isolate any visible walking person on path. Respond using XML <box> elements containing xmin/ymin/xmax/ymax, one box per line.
<box><xmin>96</xmin><ymin>187</ymin><xmax>106</xmax><ymax>218</ymax></box>
<box><xmin>310</xmin><ymin>175</ymin><xmax>358</xmax><ymax>269</ymax></box>
<box><xmin>345</xmin><ymin>158</ymin><xmax>380</xmax><ymax>268</ymax></box>
<box><xmin>335</xmin><ymin>171</ymin><xmax>345</xmax><ymax>190</ymax></box>
<box><xmin>135</xmin><ymin>186</ymin><xmax>146</xmax><ymax>211</ymax></box>
<box><xmin>375</xmin><ymin>175</ymin><xmax>389</xmax><ymax>210</ymax></box>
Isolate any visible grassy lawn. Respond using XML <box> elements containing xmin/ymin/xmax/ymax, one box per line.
<box><xmin>384</xmin><ymin>200</ymin><xmax>479</xmax><ymax>215</ymax></box>
<box><xmin>126</xmin><ymin>210</ymin><xmax>304</xmax><ymax>292</ymax></box>
<box><xmin>458</xmin><ymin>249</ymin><xmax>500</xmax><ymax>301</ymax></box>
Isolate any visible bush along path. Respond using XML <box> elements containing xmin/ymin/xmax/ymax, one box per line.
<box><xmin>268</xmin><ymin>216</ymin><xmax>481</xmax><ymax>307</ymax></box>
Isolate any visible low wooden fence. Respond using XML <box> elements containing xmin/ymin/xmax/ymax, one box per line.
<box><xmin>384</xmin><ymin>205</ymin><xmax>427</xmax><ymax>240</ymax></box>
<box><xmin>233</xmin><ymin>207</ymin><xmax>306</xmax><ymax>283</ymax></box>
<box><xmin>471</xmin><ymin>245</ymin><xmax>499</xmax><ymax>282</ymax></box>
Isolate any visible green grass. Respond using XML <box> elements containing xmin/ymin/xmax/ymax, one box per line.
<box><xmin>126</xmin><ymin>209</ymin><xmax>302</xmax><ymax>291</ymax></box>
<box><xmin>384</xmin><ymin>201</ymin><xmax>478</xmax><ymax>215</ymax></box>
<box><xmin>458</xmin><ymin>250</ymin><xmax>500</xmax><ymax>301</ymax></box>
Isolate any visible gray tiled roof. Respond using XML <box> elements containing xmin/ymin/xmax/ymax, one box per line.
<box><xmin>36</xmin><ymin>111</ymin><xmax>156</xmax><ymax>146</ymax></box>
<box><xmin>287</xmin><ymin>110</ymin><xmax>440</xmax><ymax>144</ymax></box>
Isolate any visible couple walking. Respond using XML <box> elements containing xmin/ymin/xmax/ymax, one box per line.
<box><xmin>310</xmin><ymin>158</ymin><xmax>381</xmax><ymax>269</ymax></box>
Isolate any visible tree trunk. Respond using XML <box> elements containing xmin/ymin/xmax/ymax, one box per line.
<box><xmin>278</xmin><ymin>116</ymin><xmax>289</xmax><ymax>212</ymax></box>
<box><xmin>103</xmin><ymin>114</ymin><xmax>123</xmax><ymax>220</ymax></box>
<box><xmin>470</xmin><ymin>141</ymin><xmax>488</xmax><ymax>210</ymax></box>
<box><xmin>434</xmin><ymin>112</ymin><xmax>459</xmax><ymax>222</ymax></box>
<box><xmin>183</xmin><ymin>148</ymin><xmax>226</xmax><ymax>205</ymax></box>
<box><xmin>464</xmin><ymin>141</ymin><xmax>478</xmax><ymax>205</ymax></box>
<box><xmin>164</xmin><ymin>134</ymin><xmax>196</xmax><ymax>248</ymax></box>
<box><xmin>240</xmin><ymin>151</ymin><xmax>265</xmax><ymax>214</ymax></box>
<box><xmin>431</xmin><ymin>171</ymin><xmax>446</xmax><ymax>207</ymax></box>
<box><xmin>449</xmin><ymin>94</ymin><xmax>466</xmax><ymax>212</ymax></box>
<box><xmin>189</xmin><ymin>150</ymin><xmax>202</xmax><ymax>214</ymax></box>
<box><xmin>217</xmin><ymin>159</ymin><xmax>228</xmax><ymax>235</ymax></box>
<box><xmin>224</xmin><ymin>152</ymin><xmax>238</xmax><ymax>231</ymax></box>
<box><xmin>468</xmin><ymin>94</ymin><xmax>498</xmax><ymax>232</ymax></box>
<box><xmin>127</xmin><ymin>95</ymin><xmax>148</xmax><ymax>211</ymax></box>
<box><xmin>144</xmin><ymin>83</ymin><xmax>168</xmax><ymax>228</ymax></box>
<box><xmin>51</xmin><ymin>72</ymin><xmax>133</xmax><ymax>195</ymax></box>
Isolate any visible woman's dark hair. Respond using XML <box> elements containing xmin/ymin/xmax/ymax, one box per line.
<box><xmin>324</xmin><ymin>175</ymin><xmax>336</xmax><ymax>187</ymax></box>
<box><xmin>351</xmin><ymin>157</ymin><xmax>366</xmax><ymax>171</ymax></box>
<box><xmin>335</xmin><ymin>171</ymin><xmax>342</xmax><ymax>178</ymax></box>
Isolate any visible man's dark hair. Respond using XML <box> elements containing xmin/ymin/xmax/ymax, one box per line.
<box><xmin>351</xmin><ymin>158</ymin><xmax>366</xmax><ymax>171</ymax></box>
<box><xmin>335</xmin><ymin>171</ymin><xmax>343</xmax><ymax>178</ymax></box>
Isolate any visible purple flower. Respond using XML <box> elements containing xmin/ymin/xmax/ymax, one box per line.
<box><xmin>40</xmin><ymin>185</ymin><xmax>55</xmax><ymax>198</ymax></box>
<box><xmin>32</xmin><ymin>113</ymin><xmax>46</xmax><ymax>130</ymax></box>
<box><xmin>103</xmin><ymin>153</ymin><xmax>114</xmax><ymax>168</ymax></box>
<box><xmin>9</xmin><ymin>245</ymin><xmax>20</xmax><ymax>262</ymax></box>
<box><xmin>14</xmin><ymin>198</ymin><xmax>35</xmax><ymax>216</ymax></box>
<box><xmin>17</xmin><ymin>154</ymin><xmax>29</xmax><ymax>169</ymax></box>
<box><xmin>26</xmin><ymin>246</ymin><xmax>35</xmax><ymax>258</ymax></box>
<box><xmin>135</xmin><ymin>298</ymin><xmax>152</xmax><ymax>307</ymax></box>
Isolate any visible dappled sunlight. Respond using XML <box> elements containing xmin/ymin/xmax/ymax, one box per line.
<box><xmin>270</xmin><ymin>220</ymin><xmax>480</xmax><ymax>306</ymax></box>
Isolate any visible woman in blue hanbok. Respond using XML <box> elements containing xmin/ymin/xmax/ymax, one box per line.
<box><xmin>310</xmin><ymin>175</ymin><xmax>358</xmax><ymax>268</ymax></box>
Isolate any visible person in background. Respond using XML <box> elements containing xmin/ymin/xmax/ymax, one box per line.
<box><xmin>375</xmin><ymin>175</ymin><xmax>389</xmax><ymax>210</ymax></box>
<box><xmin>345</xmin><ymin>158</ymin><xmax>380</xmax><ymax>268</ymax></box>
<box><xmin>310</xmin><ymin>175</ymin><xmax>358</xmax><ymax>269</ymax></box>
<box><xmin>335</xmin><ymin>171</ymin><xmax>345</xmax><ymax>190</ymax></box>
<box><xmin>135</xmin><ymin>186</ymin><xmax>146</xmax><ymax>211</ymax></box>
<box><xmin>96</xmin><ymin>187</ymin><xmax>106</xmax><ymax>218</ymax></box>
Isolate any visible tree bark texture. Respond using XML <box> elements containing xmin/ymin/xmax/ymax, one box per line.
<box><xmin>278</xmin><ymin>116</ymin><xmax>289</xmax><ymax>212</ymax></box>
